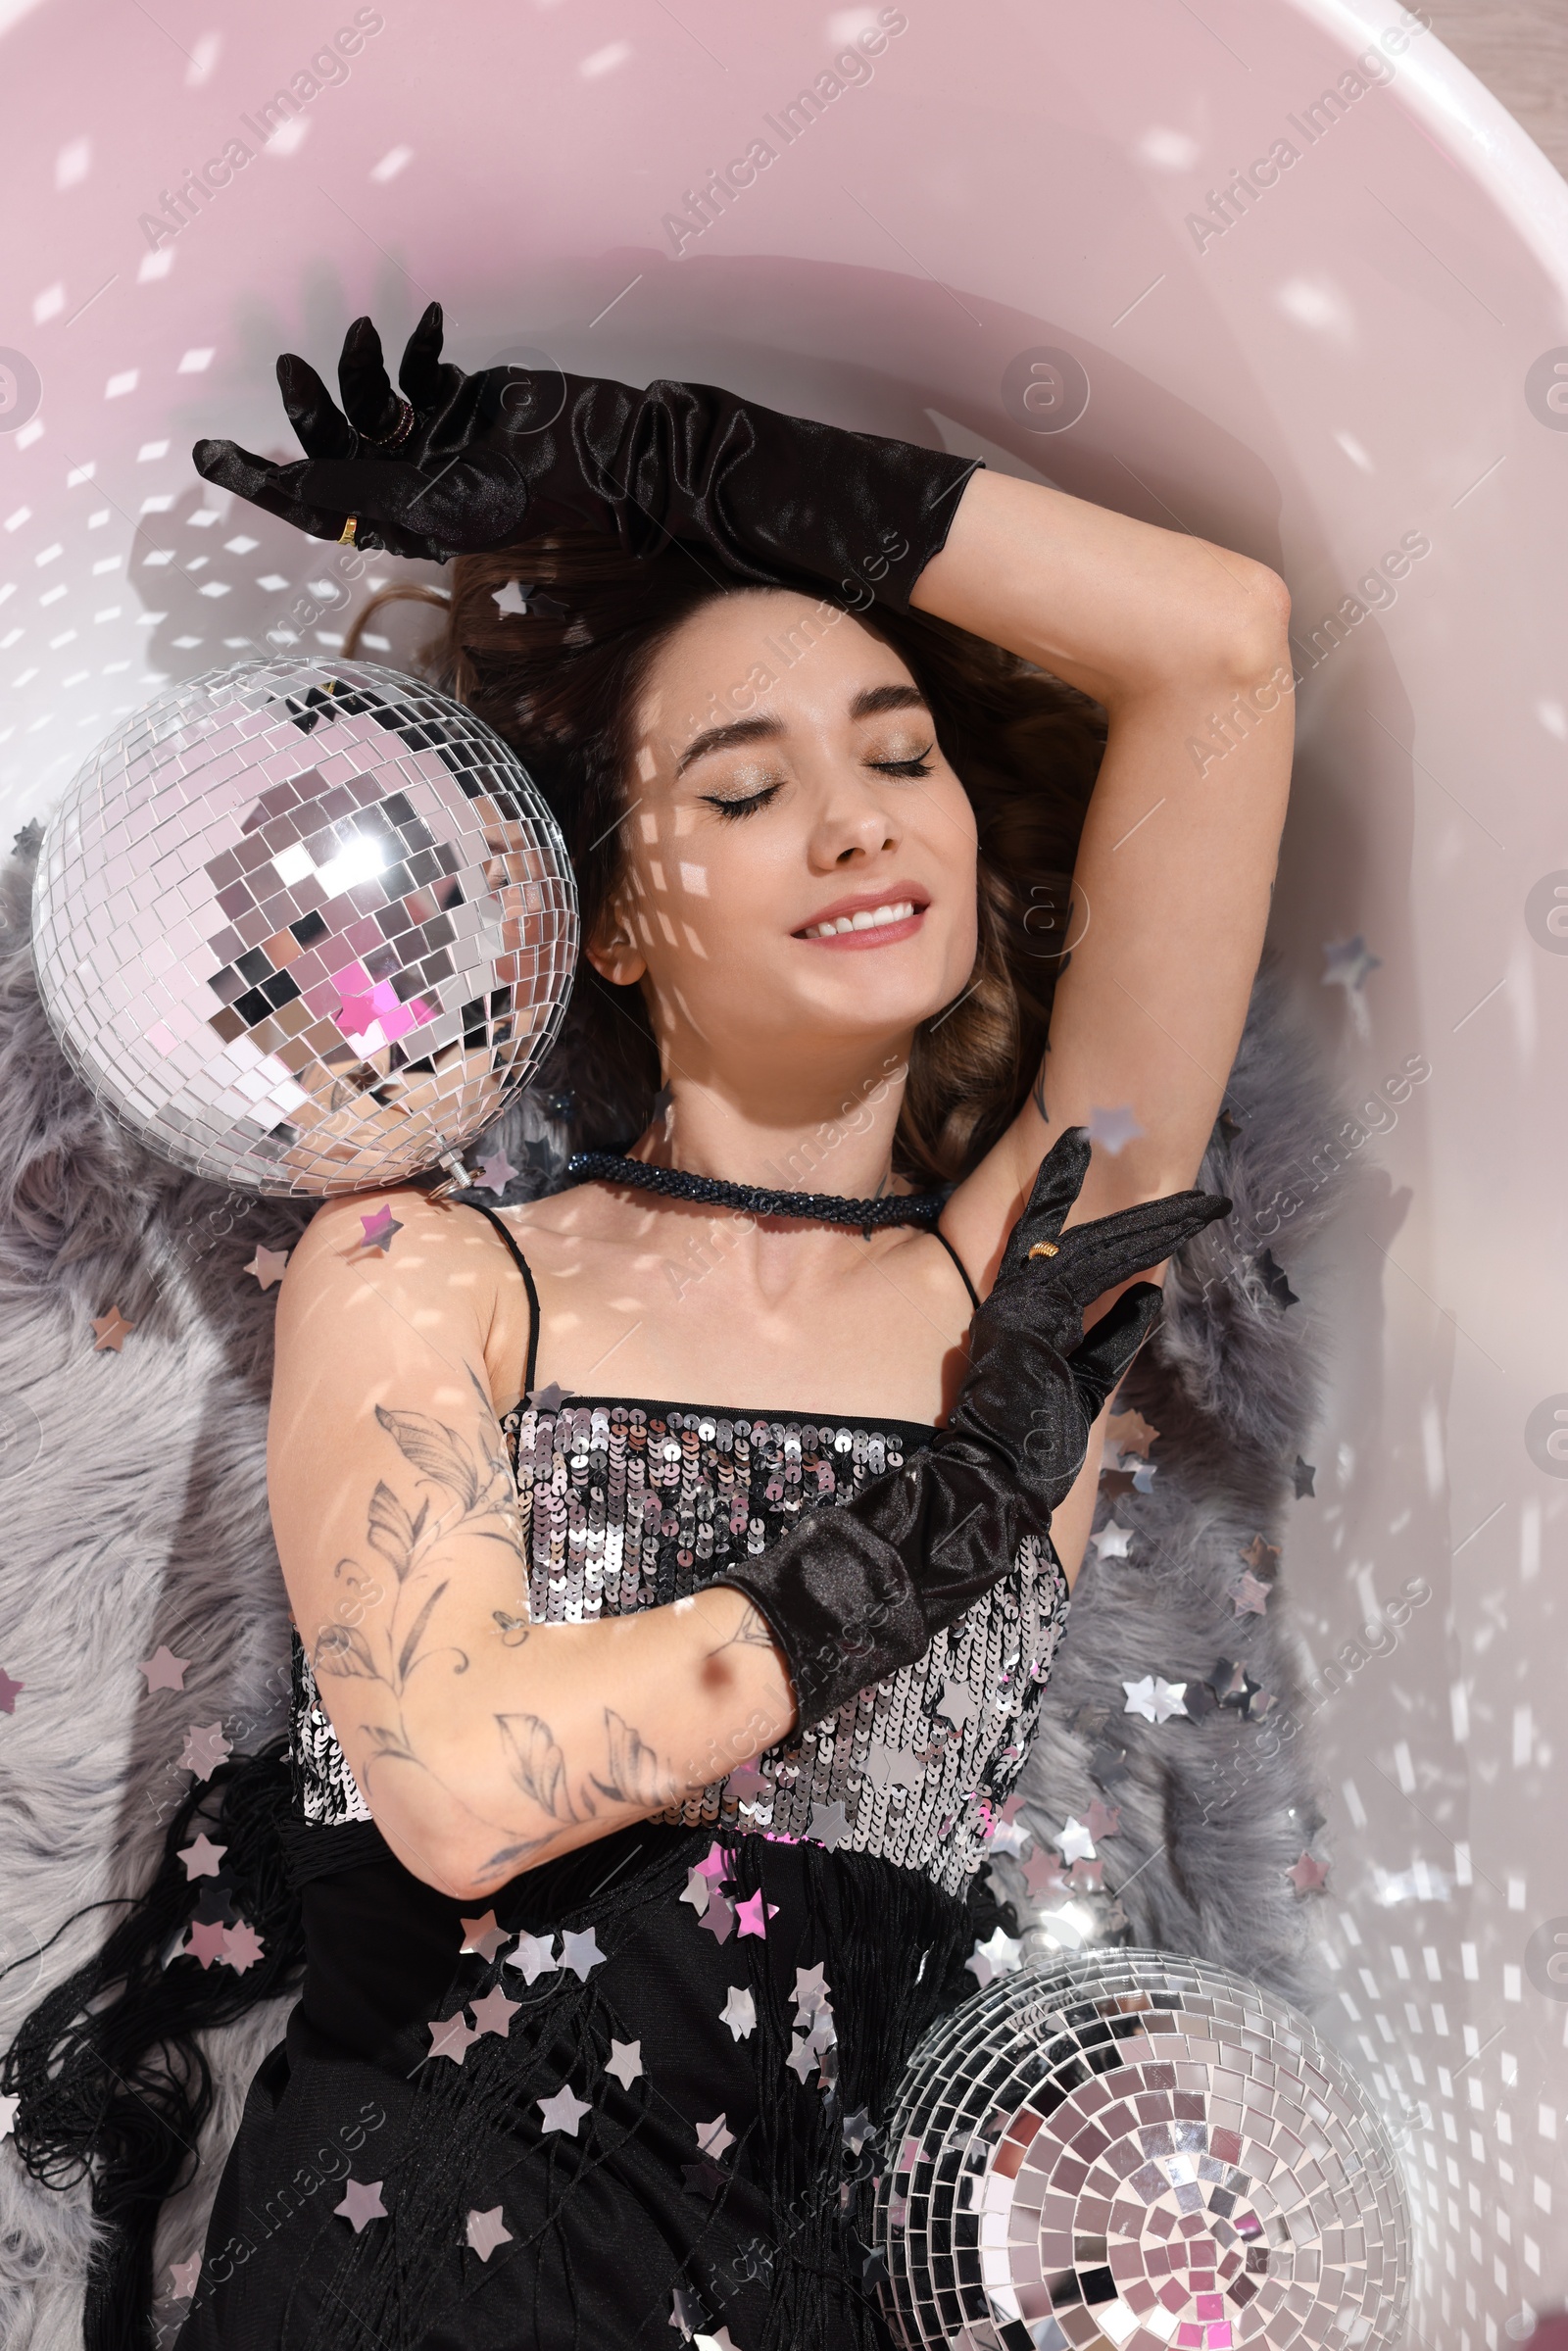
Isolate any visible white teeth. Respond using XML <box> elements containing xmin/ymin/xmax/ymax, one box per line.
<box><xmin>804</xmin><ymin>901</ymin><xmax>916</xmax><ymax>940</ymax></box>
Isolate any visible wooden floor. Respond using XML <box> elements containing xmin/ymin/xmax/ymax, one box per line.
<box><xmin>1423</xmin><ymin>0</ymin><xmax>1568</xmax><ymax>178</ymax></box>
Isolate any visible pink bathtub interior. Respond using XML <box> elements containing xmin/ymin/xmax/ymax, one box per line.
<box><xmin>2</xmin><ymin>0</ymin><xmax>1566</xmax><ymax>2335</ymax></box>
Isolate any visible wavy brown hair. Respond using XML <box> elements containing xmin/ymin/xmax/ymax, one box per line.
<box><xmin>345</xmin><ymin>531</ymin><xmax>1105</xmax><ymax>1185</ymax></box>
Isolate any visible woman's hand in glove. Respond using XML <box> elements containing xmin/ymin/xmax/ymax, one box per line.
<box><xmin>712</xmin><ymin>1125</ymin><xmax>1231</xmax><ymax>1729</ymax></box>
<box><xmin>190</xmin><ymin>301</ymin><xmax>979</xmax><ymax>610</ymax></box>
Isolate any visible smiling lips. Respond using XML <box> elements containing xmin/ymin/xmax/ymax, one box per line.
<box><xmin>795</xmin><ymin>891</ymin><xmax>928</xmax><ymax>951</ymax></box>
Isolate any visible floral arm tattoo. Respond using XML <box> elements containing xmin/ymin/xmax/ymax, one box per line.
<box><xmin>310</xmin><ymin>1365</ymin><xmax>681</xmax><ymax>1864</ymax></box>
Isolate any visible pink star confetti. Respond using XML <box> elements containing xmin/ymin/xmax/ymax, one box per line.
<box><xmin>178</xmin><ymin>1722</ymin><xmax>232</xmax><ymax>1780</ymax></box>
<box><xmin>1240</xmin><ymin>1533</ymin><xmax>1281</xmax><ymax>1571</ymax></box>
<box><xmin>359</xmin><ymin>1203</ymin><xmax>404</xmax><ymax>1254</ymax></box>
<box><xmin>1020</xmin><ymin>1844</ymin><xmax>1073</xmax><ymax>1901</ymax></box>
<box><xmin>694</xmin><ymin>2112</ymin><xmax>735</xmax><ymax>2160</ymax></box>
<box><xmin>178</xmin><ymin>1833</ymin><xmax>227</xmax><ymax>1880</ymax></box>
<box><xmin>1232</xmin><ymin>1572</ymin><xmax>1270</xmax><ymax>1617</ymax></box>
<box><xmin>1288</xmin><ymin>1850</ymin><xmax>1330</xmax><ymax>1894</ymax></box>
<box><xmin>559</xmin><ymin>1927</ymin><xmax>604</xmax><ymax>1979</ymax></box>
<box><xmin>0</xmin><ymin>1667</ymin><xmax>23</xmax><ymax>1714</ymax></box>
<box><xmin>1085</xmin><ymin>1796</ymin><xmax>1122</xmax><ymax>1841</ymax></box>
<box><xmin>428</xmin><ymin>2010</ymin><xmax>480</xmax><ymax>2066</ymax></box>
<box><xmin>466</xmin><ymin>2204</ymin><xmax>514</xmax><ymax>2261</ymax></box>
<box><xmin>734</xmin><ymin>1889</ymin><xmax>780</xmax><ymax>1939</ymax></box>
<box><xmin>1105</xmin><ymin>1406</ymin><xmax>1158</xmax><ymax>1457</ymax></box>
<box><xmin>91</xmin><ymin>1306</ymin><xmax>135</xmax><ymax>1351</ymax></box>
<box><xmin>332</xmin><ymin>968</ymin><xmax>433</xmax><ymax>1051</ymax></box>
<box><xmin>605</xmin><ymin>2037</ymin><xmax>643</xmax><ymax>2088</ymax></box>
<box><xmin>476</xmin><ymin>1150</ymin><xmax>517</xmax><ymax>1197</ymax></box>
<box><xmin>470</xmin><ymin>1984</ymin><xmax>519</xmax><ymax>2038</ymax></box>
<box><xmin>244</xmin><ymin>1246</ymin><xmax>290</xmax><ymax>1290</ymax></box>
<box><xmin>696</xmin><ymin>1840</ymin><xmax>730</xmax><ymax>1879</ymax></box>
<box><xmin>221</xmin><ymin>1920</ymin><xmax>266</xmax><ymax>1973</ymax></box>
<box><xmin>182</xmin><ymin>1918</ymin><xmax>231</xmax><ymax>1969</ymax></box>
<box><xmin>167</xmin><ymin>2254</ymin><xmax>202</xmax><ymax>2299</ymax></box>
<box><xmin>680</xmin><ymin>1866</ymin><xmax>711</xmax><ymax>1917</ymax></box>
<box><xmin>139</xmin><ymin>1646</ymin><xmax>190</xmax><ymax>1692</ymax></box>
<box><xmin>460</xmin><ymin>1909</ymin><xmax>510</xmax><ymax>1961</ymax></box>
<box><xmin>335</xmin><ymin>2178</ymin><xmax>387</xmax><ymax>2231</ymax></box>
<box><xmin>537</xmin><ymin>2082</ymin><xmax>591</xmax><ymax>2136</ymax></box>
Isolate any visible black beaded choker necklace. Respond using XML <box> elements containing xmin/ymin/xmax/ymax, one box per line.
<box><xmin>564</xmin><ymin>1150</ymin><xmax>948</xmax><ymax>1234</ymax></box>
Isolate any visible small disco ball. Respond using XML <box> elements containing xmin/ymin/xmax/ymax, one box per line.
<box><xmin>876</xmin><ymin>1948</ymin><xmax>1410</xmax><ymax>2351</ymax></box>
<box><xmin>31</xmin><ymin>656</ymin><xmax>577</xmax><ymax>1195</ymax></box>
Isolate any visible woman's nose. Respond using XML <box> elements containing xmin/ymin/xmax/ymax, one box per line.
<box><xmin>808</xmin><ymin>782</ymin><xmax>898</xmax><ymax>870</ymax></box>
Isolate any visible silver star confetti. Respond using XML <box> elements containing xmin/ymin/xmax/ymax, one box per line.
<box><xmin>1055</xmin><ymin>1816</ymin><xmax>1096</xmax><ymax>1865</ymax></box>
<box><xmin>965</xmin><ymin>1926</ymin><xmax>1023</xmax><ymax>1988</ymax></box>
<box><xmin>506</xmin><ymin>1931</ymin><xmax>559</xmax><ymax>1983</ymax></box>
<box><xmin>807</xmin><ymin>1798</ymin><xmax>849</xmax><ymax>1849</ymax></box>
<box><xmin>719</xmin><ymin>1984</ymin><xmax>757</xmax><ymax>2041</ymax></box>
<box><xmin>1122</xmin><ymin>1674</ymin><xmax>1188</xmax><ymax>1723</ymax></box>
<box><xmin>680</xmin><ymin>1865</ymin><xmax>711</xmax><ymax>1916</ymax></box>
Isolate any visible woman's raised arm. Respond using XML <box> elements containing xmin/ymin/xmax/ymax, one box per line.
<box><xmin>269</xmin><ymin>1191</ymin><xmax>795</xmax><ymax>1901</ymax></box>
<box><xmin>917</xmin><ymin>465</ymin><xmax>1293</xmax><ymax>1269</ymax></box>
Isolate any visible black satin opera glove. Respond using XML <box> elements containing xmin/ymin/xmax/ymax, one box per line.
<box><xmin>190</xmin><ymin>301</ymin><xmax>982</xmax><ymax>611</ymax></box>
<box><xmin>715</xmin><ymin>1128</ymin><xmax>1232</xmax><ymax>1728</ymax></box>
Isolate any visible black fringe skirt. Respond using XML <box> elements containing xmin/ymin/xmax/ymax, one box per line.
<box><xmin>172</xmin><ymin>1814</ymin><xmax>983</xmax><ymax>2351</ymax></box>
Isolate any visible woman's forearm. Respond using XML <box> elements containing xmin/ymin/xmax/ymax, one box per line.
<box><xmin>367</xmin><ymin>1584</ymin><xmax>798</xmax><ymax>1903</ymax></box>
<box><xmin>911</xmin><ymin>465</ymin><xmax>1287</xmax><ymax>702</ymax></box>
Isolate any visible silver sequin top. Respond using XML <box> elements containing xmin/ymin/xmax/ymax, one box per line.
<box><xmin>290</xmin><ymin>1396</ymin><xmax>1069</xmax><ymax>1898</ymax></box>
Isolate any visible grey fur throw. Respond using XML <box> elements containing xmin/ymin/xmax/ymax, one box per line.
<box><xmin>0</xmin><ymin>832</ymin><xmax>1346</xmax><ymax>2347</ymax></box>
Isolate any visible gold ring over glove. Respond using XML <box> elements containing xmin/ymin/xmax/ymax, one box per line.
<box><xmin>337</xmin><ymin>516</ymin><xmax>358</xmax><ymax>546</ymax></box>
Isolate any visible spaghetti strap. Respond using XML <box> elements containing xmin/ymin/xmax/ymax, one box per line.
<box><xmin>462</xmin><ymin>1200</ymin><xmax>541</xmax><ymax>1396</ymax></box>
<box><xmin>930</xmin><ymin>1226</ymin><xmax>981</xmax><ymax>1312</ymax></box>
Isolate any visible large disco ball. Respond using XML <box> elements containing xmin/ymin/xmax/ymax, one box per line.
<box><xmin>877</xmin><ymin>1949</ymin><xmax>1410</xmax><ymax>2351</ymax></box>
<box><xmin>31</xmin><ymin>656</ymin><xmax>577</xmax><ymax>1194</ymax></box>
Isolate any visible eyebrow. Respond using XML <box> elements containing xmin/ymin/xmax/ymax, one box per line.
<box><xmin>673</xmin><ymin>682</ymin><xmax>929</xmax><ymax>778</ymax></box>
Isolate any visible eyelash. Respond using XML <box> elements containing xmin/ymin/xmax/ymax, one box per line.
<box><xmin>702</xmin><ymin>744</ymin><xmax>936</xmax><ymax>819</ymax></box>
